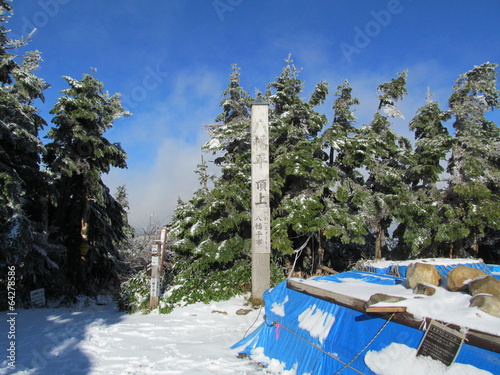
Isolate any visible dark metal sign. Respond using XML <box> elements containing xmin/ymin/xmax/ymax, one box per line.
<box><xmin>417</xmin><ymin>319</ymin><xmax>465</xmax><ymax>366</ymax></box>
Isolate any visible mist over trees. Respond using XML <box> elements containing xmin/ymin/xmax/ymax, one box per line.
<box><xmin>1</xmin><ymin>0</ymin><xmax>499</xmax><ymax>311</ymax></box>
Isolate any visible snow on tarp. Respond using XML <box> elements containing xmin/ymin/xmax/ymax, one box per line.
<box><xmin>359</xmin><ymin>258</ymin><xmax>492</xmax><ymax>278</ymax></box>
<box><xmin>232</xmin><ymin>271</ymin><xmax>500</xmax><ymax>375</ymax></box>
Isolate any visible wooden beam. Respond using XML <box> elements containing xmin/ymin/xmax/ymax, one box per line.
<box><xmin>319</xmin><ymin>265</ymin><xmax>338</xmax><ymax>275</ymax></box>
<box><xmin>365</xmin><ymin>306</ymin><xmax>407</xmax><ymax>313</ymax></box>
<box><xmin>287</xmin><ymin>279</ymin><xmax>366</xmax><ymax>312</ymax></box>
<box><xmin>286</xmin><ymin>279</ymin><xmax>500</xmax><ymax>354</ymax></box>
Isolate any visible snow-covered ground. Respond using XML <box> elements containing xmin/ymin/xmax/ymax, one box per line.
<box><xmin>1</xmin><ymin>297</ymin><xmax>268</xmax><ymax>375</ymax></box>
<box><xmin>1</xmin><ymin>279</ymin><xmax>498</xmax><ymax>375</ymax></box>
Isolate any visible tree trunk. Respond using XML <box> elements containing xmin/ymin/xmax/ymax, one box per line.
<box><xmin>374</xmin><ymin>227</ymin><xmax>383</xmax><ymax>260</ymax></box>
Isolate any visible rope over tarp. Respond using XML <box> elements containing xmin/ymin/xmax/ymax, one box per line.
<box><xmin>264</xmin><ymin>313</ymin><xmax>395</xmax><ymax>375</ymax></box>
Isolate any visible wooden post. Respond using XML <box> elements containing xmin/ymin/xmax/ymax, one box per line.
<box><xmin>150</xmin><ymin>227</ymin><xmax>168</xmax><ymax>309</ymax></box>
<box><xmin>251</xmin><ymin>96</ymin><xmax>271</xmax><ymax>301</ymax></box>
<box><xmin>149</xmin><ymin>240</ymin><xmax>161</xmax><ymax>309</ymax></box>
<box><xmin>158</xmin><ymin>226</ymin><xmax>168</xmax><ymax>274</ymax></box>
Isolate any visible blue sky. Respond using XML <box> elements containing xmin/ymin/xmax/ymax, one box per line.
<box><xmin>7</xmin><ymin>0</ymin><xmax>500</xmax><ymax>229</ymax></box>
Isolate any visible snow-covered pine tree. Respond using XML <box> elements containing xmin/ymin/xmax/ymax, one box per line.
<box><xmin>360</xmin><ymin>71</ymin><xmax>412</xmax><ymax>259</ymax></box>
<box><xmin>393</xmin><ymin>95</ymin><xmax>452</xmax><ymax>258</ymax></box>
<box><xmin>266</xmin><ymin>56</ymin><xmax>333</xmax><ymax>274</ymax></box>
<box><xmin>322</xmin><ymin>81</ymin><xmax>360</xmax><ymax>171</ymax></box>
<box><xmin>0</xmin><ymin>1</ymin><xmax>56</xmax><ymax>304</ymax></box>
<box><xmin>44</xmin><ymin>73</ymin><xmax>130</xmax><ymax>294</ymax></box>
<box><xmin>319</xmin><ymin>80</ymin><xmax>369</xmax><ymax>268</ymax></box>
<box><xmin>438</xmin><ymin>62</ymin><xmax>500</xmax><ymax>257</ymax></box>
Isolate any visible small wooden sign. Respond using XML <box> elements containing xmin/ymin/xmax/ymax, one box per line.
<box><xmin>151</xmin><ymin>256</ymin><xmax>159</xmax><ymax>266</ymax></box>
<box><xmin>30</xmin><ymin>288</ymin><xmax>46</xmax><ymax>306</ymax></box>
<box><xmin>97</xmin><ymin>295</ymin><xmax>113</xmax><ymax>305</ymax></box>
<box><xmin>150</xmin><ymin>277</ymin><xmax>160</xmax><ymax>297</ymax></box>
<box><xmin>417</xmin><ymin>319</ymin><xmax>465</xmax><ymax>366</ymax></box>
<box><xmin>151</xmin><ymin>243</ymin><xmax>159</xmax><ymax>255</ymax></box>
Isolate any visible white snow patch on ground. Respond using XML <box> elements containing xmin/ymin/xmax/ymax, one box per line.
<box><xmin>364</xmin><ymin>342</ymin><xmax>493</xmax><ymax>375</ymax></box>
<box><xmin>0</xmin><ymin>297</ymin><xmax>272</xmax><ymax>375</ymax></box>
<box><xmin>297</xmin><ymin>304</ymin><xmax>335</xmax><ymax>344</ymax></box>
<box><xmin>249</xmin><ymin>347</ymin><xmax>299</xmax><ymax>375</ymax></box>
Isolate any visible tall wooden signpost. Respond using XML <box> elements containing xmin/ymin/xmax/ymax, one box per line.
<box><xmin>251</xmin><ymin>96</ymin><xmax>271</xmax><ymax>301</ymax></box>
<box><xmin>150</xmin><ymin>226</ymin><xmax>168</xmax><ymax>309</ymax></box>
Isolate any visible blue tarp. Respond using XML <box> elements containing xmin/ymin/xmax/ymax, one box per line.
<box><xmin>363</xmin><ymin>260</ymin><xmax>493</xmax><ymax>279</ymax></box>
<box><xmin>487</xmin><ymin>264</ymin><xmax>500</xmax><ymax>273</ymax></box>
<box><xmin>232</xmin><ymin>271</ymin><xmax>499</xmax><ymax>374</ymax></box>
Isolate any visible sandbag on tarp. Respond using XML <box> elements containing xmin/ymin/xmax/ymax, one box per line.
<box><xmin>232</xmin><ymin>271</ymin><xmax>499</xmax><ymax>374</ymax></box>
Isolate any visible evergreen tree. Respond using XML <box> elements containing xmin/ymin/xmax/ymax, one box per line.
<box><xmin>322</xmin><ymin>80</ymin><xmax>361</xmax><ymax>173</ymax></box>
<box><xmin>266</xmin><ymin>56</ymin><xmax>333</xmax><ymax>274</ymax></box>
<box><xmin>359</xmin><ymin>71</ymin><xmax>411</xmax><ymax>259</ymax></box>
<box><xmin>0</xmin><ymin>1</ymin><xmax>55</xmax><ymax>302</ymax></box>
<box><xmin>438</xmin><ymin>63</ymin><xmax>500</xmax><ymax>257</ymax></box>
<box><xmin>393</xmin><ymin>95</ymin><xmax>452</xmax><ymax>258</ymax></box>
<box><xmin>44</xmin><ymin>73</ymin><xmax>130</xmax><ymax>293</ymax></box>
<box><xmin>203</xmin><ymin>64</ymin><xmax>252</xmax><ymax>168</ymax></box>
<box><xmin>319</xmin><ymin>81</ymin><xmax>369</xmax><ymax>269</ymax></box>
<box><xmin>114</xmin><ymin>184</ymin><xmax>135</xmax><ymax>243</ymax></box>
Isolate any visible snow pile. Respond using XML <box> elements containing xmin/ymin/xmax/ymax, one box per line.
<box><xmin>365</xmin><ymin>343</ymin><xmax>493</xmax><ymax>375</ymax></box>
<box><xmin>249</xmin><ymin>348</ymin><xmax>299</xmax><ymax>375</ymax></box>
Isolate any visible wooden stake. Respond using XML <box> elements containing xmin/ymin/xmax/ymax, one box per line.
<box><xmin>150</xmin><ymin>227</ymin><xmax>169</xmax><ymax>309</ymax></box>
<box><xmin>149</xmin><ymin>240</ymin><xmax>161</xmax><ymax>309</ymax></box>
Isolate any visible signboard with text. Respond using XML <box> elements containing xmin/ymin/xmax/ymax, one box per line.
<box><xmin>417</xmin><ymin>319</ymin><xmax>465</xmax><ymax>366</ymax></box>
<box><xmin>30</xmin><ymin>288</ymin><xmax>45</xmax><ymax>306</ymax></box>
<box><xmin>251</xmin><ymin>97</ymin><xmax>271</xmax><ymax>300</ymax></box>
<box><xmin>251</xmin><ymin>99</ymin><xmax>271</xmax><ymax>254</ymax></box>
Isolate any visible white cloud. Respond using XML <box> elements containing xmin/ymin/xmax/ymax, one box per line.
<box><xmin>103</xmin><ymin>66</ymin><xmax>226</xmax><ymax>230</ymax></box>
<box><xmin>104</xmin><ymin>129</ymin><xmax>214</xmax><ymax>230</ymax></box>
